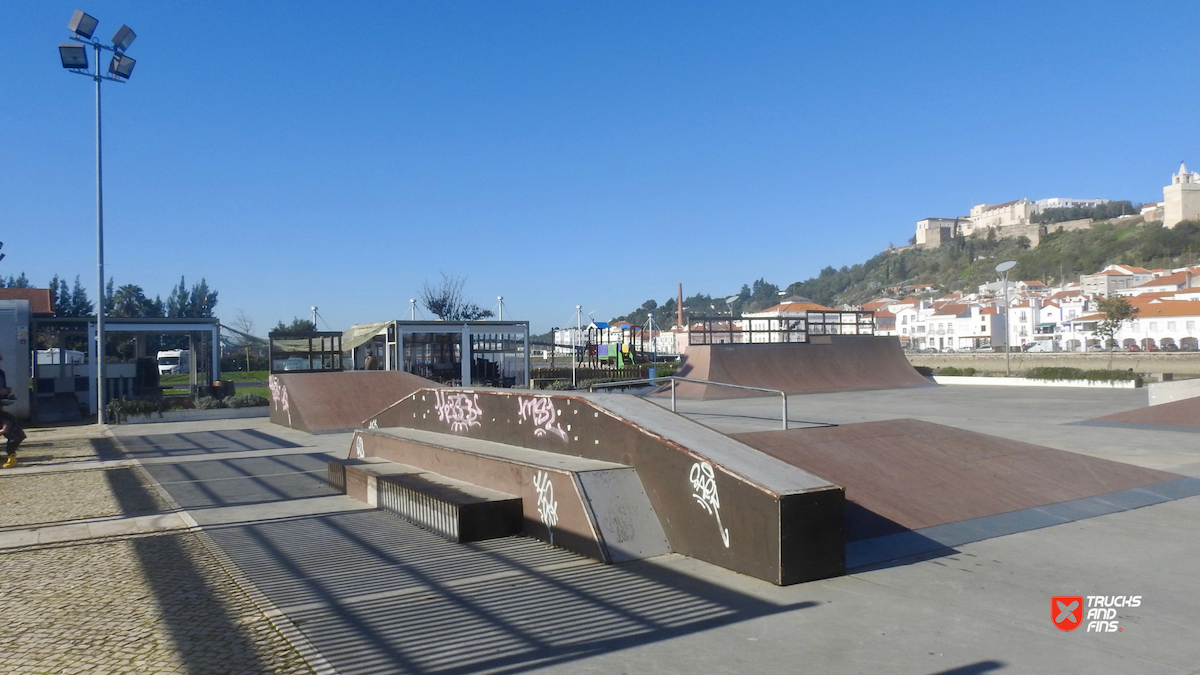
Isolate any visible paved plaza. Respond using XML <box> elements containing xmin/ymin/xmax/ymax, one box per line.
<box><xmin>2</xmin><ymin>384</ymin><xmax>1198</xmax><ymax>674</ymax></box>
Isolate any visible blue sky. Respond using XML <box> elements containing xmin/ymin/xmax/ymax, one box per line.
<box><xmin>4</xmin><ymin>2</ymin><xmax>1198</xmax><ymax>333</ymax></box>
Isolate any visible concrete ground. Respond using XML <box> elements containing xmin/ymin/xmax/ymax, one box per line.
<box><xmin>4</xmin><ymin>384</ymin><xmax>1198</xmax><ymax>674</ymax></box>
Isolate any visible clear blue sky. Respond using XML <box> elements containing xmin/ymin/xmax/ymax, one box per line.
<box><xmin>5</xmin><ymin>2</ymin><xmax>1198</xmax><ymax>334</ymax></box>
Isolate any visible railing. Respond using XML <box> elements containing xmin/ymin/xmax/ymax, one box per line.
<box><xmin>587</xmin><ymin>376</ymin><xmax>789</xmax><ymax>430</ymax></box>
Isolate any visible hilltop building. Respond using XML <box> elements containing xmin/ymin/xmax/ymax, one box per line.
<box><xmin>1035</xmin><ymin>198</ymin><xmax>1110</xmax><ymax>210</ymax></box>
<box><xmin>1163</xmin><ymin>162</ymin><xmax>1200</xmax><ymax>227</ymax></box>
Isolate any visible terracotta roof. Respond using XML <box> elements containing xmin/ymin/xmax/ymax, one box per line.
<box><xmin>861</xmin><ymin>299</ymin><xmax>894</xmax><ymax>311</ymax></box>
<box><xmin>1130</xmin><ymin>268</ymin><xmax>1199</xmax><ymax>289</ymax></box>
<box><xmin>1021</xmin><ymin>280</ymin><xmax>1047</xmax><ymax>287</ymax></box>
<box><xmin>759</xmin><ymin>301</ymin><xmax>835</xmax><ymax>313</ymax></box>
<box><xmin>981</xmin><ymin>307</ymin><xmax>1000</xmax><ymax>315</ymax></box>
<box><xmin>874</xmin><ymin>310</ymin><xmax>896</xmax><ymax>318</ymax></box>
<box><xmin>977</xmin><ymin>199</ymin><xmax>1024</xmax><ymax>212</ymax></box>
<box><xmin>932</xmin><ymin>304</ymin><xmax>970</xmax><ymax>317</ymax></box>
<box><xmin>1113</xmin><ymin>265</ymin><xmax>1152</xmax><ymax>274</ymax></box>
<box><xmin>0</xmin><ymin>288</ymin><xmax>53</xmax><ymax>314</ymax></box>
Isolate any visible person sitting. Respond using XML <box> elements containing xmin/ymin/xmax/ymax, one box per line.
<box><xmin>0</xmin><ymin>408</ymin><xmax>24</xmax><ymax>469</ymax></box>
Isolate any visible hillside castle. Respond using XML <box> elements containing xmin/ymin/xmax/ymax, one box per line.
<box><xmin>915</xmin><ymin>163</ymin><xmax>1200</xmax><ymax>249</ymax></box>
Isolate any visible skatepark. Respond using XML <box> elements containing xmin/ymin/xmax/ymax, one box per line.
<box><xmin>8</xmin><ymin>336</ymin><xmax>1200</xmax><ymax>673</ymax></box>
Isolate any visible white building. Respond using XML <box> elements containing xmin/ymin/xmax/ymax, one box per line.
<box><xmin>1035</xmin><ymin>197</ymin><xmax>1110</xmax><ymax>210</ymax></box>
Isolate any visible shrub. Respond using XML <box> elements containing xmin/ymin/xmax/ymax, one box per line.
<box><xmin>193</xmin><ymin>396</ymin><xmax>227</xmax><ymax>409</ymax></box>
<box><xmin>106</xmin><ymin>397</ymin><xmax>164</xmax><ymax>424</ymax></box>
<box><xmin>226</xmin><ymin>394</ymin><xmax>269</xmax><ymax>408</ymax></box>
<box><xmin>547</xmin><ymin>380</ymin><xmax>575</xmax><ymax>390</ymax></box>
<box><xmin>1025</xmin><ymin>367</ymin><xmax>1138</xmax><ymax>382</ymax></box>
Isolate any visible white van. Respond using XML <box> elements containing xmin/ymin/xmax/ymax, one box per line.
<box><xmin>157</xmin><ymin>349</ymin><xmax>191</xmax><ymax>375</ymax></box>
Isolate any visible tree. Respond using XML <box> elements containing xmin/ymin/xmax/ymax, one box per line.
<box><xmin>274</xmin><ymin>318</ymin><xmax>317</xmax><ymax>333</ymax></box>
<box><xmin>167</xmin><ymin>277</ymin><xmax>191</xmax><ymax>317</ymax></box>
<box><xmin>0</xmin><ymin>273</ymin><xmax>31</xmax><ymax>288</ymax></box>
<box><xmin>69</xmin><ymin>276</ymin><xmax>94</xmax><ymax>316</ymax></box>
<box><xmin>1095</xmin><ymin>296</ymin><xmax>1139</xmax><ymax>369</ymax></box>
<box><xmin>420</xmin><ymin>273</ymin><xmax>494</xmax><ymax>321</ymax></box>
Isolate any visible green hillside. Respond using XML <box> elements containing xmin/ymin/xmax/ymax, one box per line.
<box><xmin>615</xmin><ymin>220</ymin><xmax>1200</xmax><ymax>327</ymax></box>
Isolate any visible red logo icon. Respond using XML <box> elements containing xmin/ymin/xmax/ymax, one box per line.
<box><xmin>1053</xmin><ymin>596</ymin><xmax>1084</xmax><ymax>632</ymax></box>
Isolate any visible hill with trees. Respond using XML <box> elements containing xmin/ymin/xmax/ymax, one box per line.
<box><xmin>613</xmin><ymin>220</ymin><xmax>1200</xmax><ymax>325</ymax></box>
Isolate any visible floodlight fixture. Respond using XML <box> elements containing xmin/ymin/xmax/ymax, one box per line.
<box><xmin>59</xmin><ymin>43</ymin><xmax>89</xmax><ymax>69</ymax></box>
<box><xmin>995</xmin><ymin>260</ymin><xmax>1017</xmax><ymax>273</ymax></box>
<box><xmin>111</xmin><ymin>25</ymin><xmax>136</xmax><ymax>52</ymax></box>
<box><xmin>726</xmin><ymin>295</ymin><xmax>738</xmax><ymax>304</ymax></box>
<box><xmin>108</xmin><ymin>53</ymin><xmax>135</xmax><ymax>79</ymax></box>
<box><xmin>68</xmin><ymin>10</ymin><xmax>98</xmax><ymax>39</ymax></box>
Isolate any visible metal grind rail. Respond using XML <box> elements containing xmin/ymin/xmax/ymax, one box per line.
<box><xmin>588</xmin><ymin>376</ymin><xmax>789</xmax><ymax>430</ymax></box>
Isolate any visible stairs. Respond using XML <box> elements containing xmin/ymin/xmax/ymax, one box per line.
<box><xmin>331</xmin><ymin>427</ymin><xmax>670</xmax><ymax>564</ymax></box>
<box><xmin>329</xmin><ymin>457</ymin><xmax>522</xmax><ymax>543</ymax></box>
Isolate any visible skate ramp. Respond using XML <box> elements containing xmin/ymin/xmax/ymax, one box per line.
<box><xmin>669</xmin><ymin>336</ymin><xmax>931</xmax><ymax>399</ymax></box>
<box><xmin>268</xmin><ymin>371</ymin><xmax>439</xmax><ymax>434</ymax></box>
<box><xmin>1089</xmin><ymin>397</ymin><xmax>1200</xmax><ymax>430</ymax></box>
<box><xmin>361</xmin><ymin>388</ymin><xmax>846</xmax><ymax>585</ymax></box>
<box><xmin>733</xmin><ymin>419</ymin><xmax>1196</xmax><ymax>567</ymax></box>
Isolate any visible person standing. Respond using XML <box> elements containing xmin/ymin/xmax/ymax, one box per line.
<box><xmin>0</xmin><ymin>408</ymin><xmax>24</xmax><ymax>469</ymax></box>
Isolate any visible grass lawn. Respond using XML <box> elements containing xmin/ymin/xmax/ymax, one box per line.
<box><xmin>160</xmin><ymin>370</ymin><xmax>269</xmax><ymax>385</ymax></box>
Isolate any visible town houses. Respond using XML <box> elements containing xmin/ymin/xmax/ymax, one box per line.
<box><xmin>863</xmin><ymin>263</ymin><xmax>1200</xmax><ymax>352</ymax></box>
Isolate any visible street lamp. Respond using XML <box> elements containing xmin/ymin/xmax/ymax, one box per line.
<box><xmin>59</xmin><ymin>10</ymin><xmax>139</xmax><ymax>424</ymax></box>
<box><xmin>995</xmin><ymin>260</ymin><xmax>1017</xmax><ymax>376</ymax></box>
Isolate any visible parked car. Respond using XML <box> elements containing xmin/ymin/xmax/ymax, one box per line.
<box><xmin>1126</xmin><ymin>345</ymin><xmax>1141</xmax><ymax>352</ymax></box>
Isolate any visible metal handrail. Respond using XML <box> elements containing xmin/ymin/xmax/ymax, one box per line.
<box><xmin>588</xmin><ymin>376</ymin><xmax>788</xmax><ymax>430</ymax></box>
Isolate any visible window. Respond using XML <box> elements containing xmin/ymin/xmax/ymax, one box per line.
<box><xmin>1020</xmin><ymin>312</ymin><xmax>1027</xmax><ymax>322</ymax></box>
<box><xmin>902</xmin><ymin>327</ymin><xmax>907</xmax><ymax>335</ymax></box>
<box><xmin>1168</xmin><ymin>321</ymin><xmax>1176</xmax><ymax>331</ymax></box>
<box><xmin>1068</xmin><ymin>310</ymin><xmax>1076</xmax><ymax>318</ymax></box>
<box><xmin>1149</xmin><ymin>322</ymin><xmax>1158</xmax><ymax>332</ymax></box>
<box><xmin>1188</xmin><ymin>321</ymin><xmax>1196</xmax><ymax>331</ymax></box>
<box><xmin>902</xmin><ymin>315</ymin><xmax>908</xmax><ymax>325</ymax></box>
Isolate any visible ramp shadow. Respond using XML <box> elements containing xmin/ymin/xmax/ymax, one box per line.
<box><xmin>204</xmin><ymin>509</ymin><xmax>816</xmax><ymax>675</ymax></box>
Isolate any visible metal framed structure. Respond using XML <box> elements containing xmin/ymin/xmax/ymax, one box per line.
<box><xmin>268</xmin><ymin>331</ymin><xmax>344</xmax><ymax>374</ymax></box>
<box><xmin>687</xmin><ymin>311</ymin><xmax>875</xmax><ymax>346</ymax></box>
<box><xmin>30</xmin><ymin>317</ymin><xmax>220</xmax><ymax>418</ymax></box>
<box><xmin>344</xmin><ymin>320</ymin><xmax>531</xmax><ymax>387</ymax></box>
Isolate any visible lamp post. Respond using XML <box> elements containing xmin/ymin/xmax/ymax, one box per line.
<box><xmin>996</xmin><ymin>260</ymin><xmax>1017</xmax><ymax>376</ymax></box>
<box><xmin>59</xmin><ymin>10</ymin><xmax>137</xmax><ymax>424</ymax></box>
<box><xmin>573</xmin><ymin>305</ymin><xmax>582</xmax><ymax>388</ymax></box>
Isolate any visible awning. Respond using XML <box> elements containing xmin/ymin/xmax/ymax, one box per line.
<box><xmin>342</xmin><ymin>321</ymin><xmax>392</xmax><ymax>352</ymax></box>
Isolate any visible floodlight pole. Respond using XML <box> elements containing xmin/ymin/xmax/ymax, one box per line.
<box><xmin>65</xmin><ymin>32</ymin><xmax>127</xmax><ymax>425</ymax></box>
<box><xmin>1003</xmin><ymin>272</ymin><xmax>1010</xmax><ymax>376</ymax></box>
<box><xmin>92</xmin><ymin>40</ymin><xmax>108</xmax><ymax>424</ymax></box>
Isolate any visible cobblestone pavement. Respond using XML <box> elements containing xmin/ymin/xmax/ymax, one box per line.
<box><xmin>9</xmin><ymin>435</ymin><xmax>119</xmax><ymax>466</ymax></box>
<box><xmin>0</xmin><ymin>426</ymin><xmax>317</xmax><ymax>675</ymax></box>
<box><xmin>0</xmin><ymin>532</ymin><xmax>314</xmax><ymax>674</ymax></box>
<box><xmin>0</xmin><ymin>467</ymin><xmax>168</xmax><ymax>528</ymax></box>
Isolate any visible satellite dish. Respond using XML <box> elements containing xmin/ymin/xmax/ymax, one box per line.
<box><xmin>995</xmin><ymin>260</ymin><xmax>1017</xmax><ymax>273</ymax></box>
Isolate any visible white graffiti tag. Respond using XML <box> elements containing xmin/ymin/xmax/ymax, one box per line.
<box><xmin>354</xmin><ymin>435</ymin><xmax>365</xmax><ymax>459</ymax></box>
<box><xmin>268</xmin><ymin>375</ymin><xmax>291</xmax><ymax>426</ymax></box>
<box><xmin>434</xmin><ymin>390</ymin><xmax>484</xmax><ymax>432</ymax></box>
<box><xmin>689</xmin><ymin>461</ymin><xmax>730</xmax><ymax>548</ymax></box>
<box><xmin>518</xmin><ymin>397</ymin><xmax>569</xmax><ymax>441</ymax></box>
<box><xmin>368</xmin><ymin>418</ymin><xmax>379</xmax><ymax>430</ymax></box>
<box><xmin>533</xmin><ymin>470</ymin><xmax>559</xmax><ymax>545</ymax></box>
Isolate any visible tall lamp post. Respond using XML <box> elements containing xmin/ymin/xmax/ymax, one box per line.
<box><xmin>58</xmin><ymin>10</ymin><xmax>138</xmax><ymax>424</ymax></box>
<box><xmin>996</xmin><ymin>260</ymin><xmax>1017</xmax><ymax>376</ymax></box>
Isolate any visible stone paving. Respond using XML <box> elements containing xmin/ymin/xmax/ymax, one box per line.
<box><xmin>0</xmin><ymin>467</ymin><xmax>168</xmax><ymax>528</ymax></box>
<box><xmin>0</xmin><ymin>426</ymin><xmax>317</xmax><ymax>675</ymax></box>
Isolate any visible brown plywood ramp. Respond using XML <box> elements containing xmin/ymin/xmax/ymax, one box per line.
<box><xmin>269</xmin><ymin>371</ymin><xmax>439</xmax><ymax>434</ymax></box>
<box><xmin>669</xmin><ymin>336</ymin><xmax>932</xmax><ymax>399</ymax></box>
<box><xmin>733</xmin><ymin>418</ymin><xmax>1181</xmax><ymax>542</ymax></box>
<box><xmin>1090</xmin><ymin>397</ymin><xmax>1200</xmax><ymax>429</ymax></box>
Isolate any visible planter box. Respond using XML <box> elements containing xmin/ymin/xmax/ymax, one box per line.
<box><xmin>118</xmin><ymin>407</ymin><xmax>269</xmax><ymax>425</ymax></box>
<box><xmin>933</xmin><ymin>376</ymin><xmax>1140</xmax><ymax>389</ymax></box>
